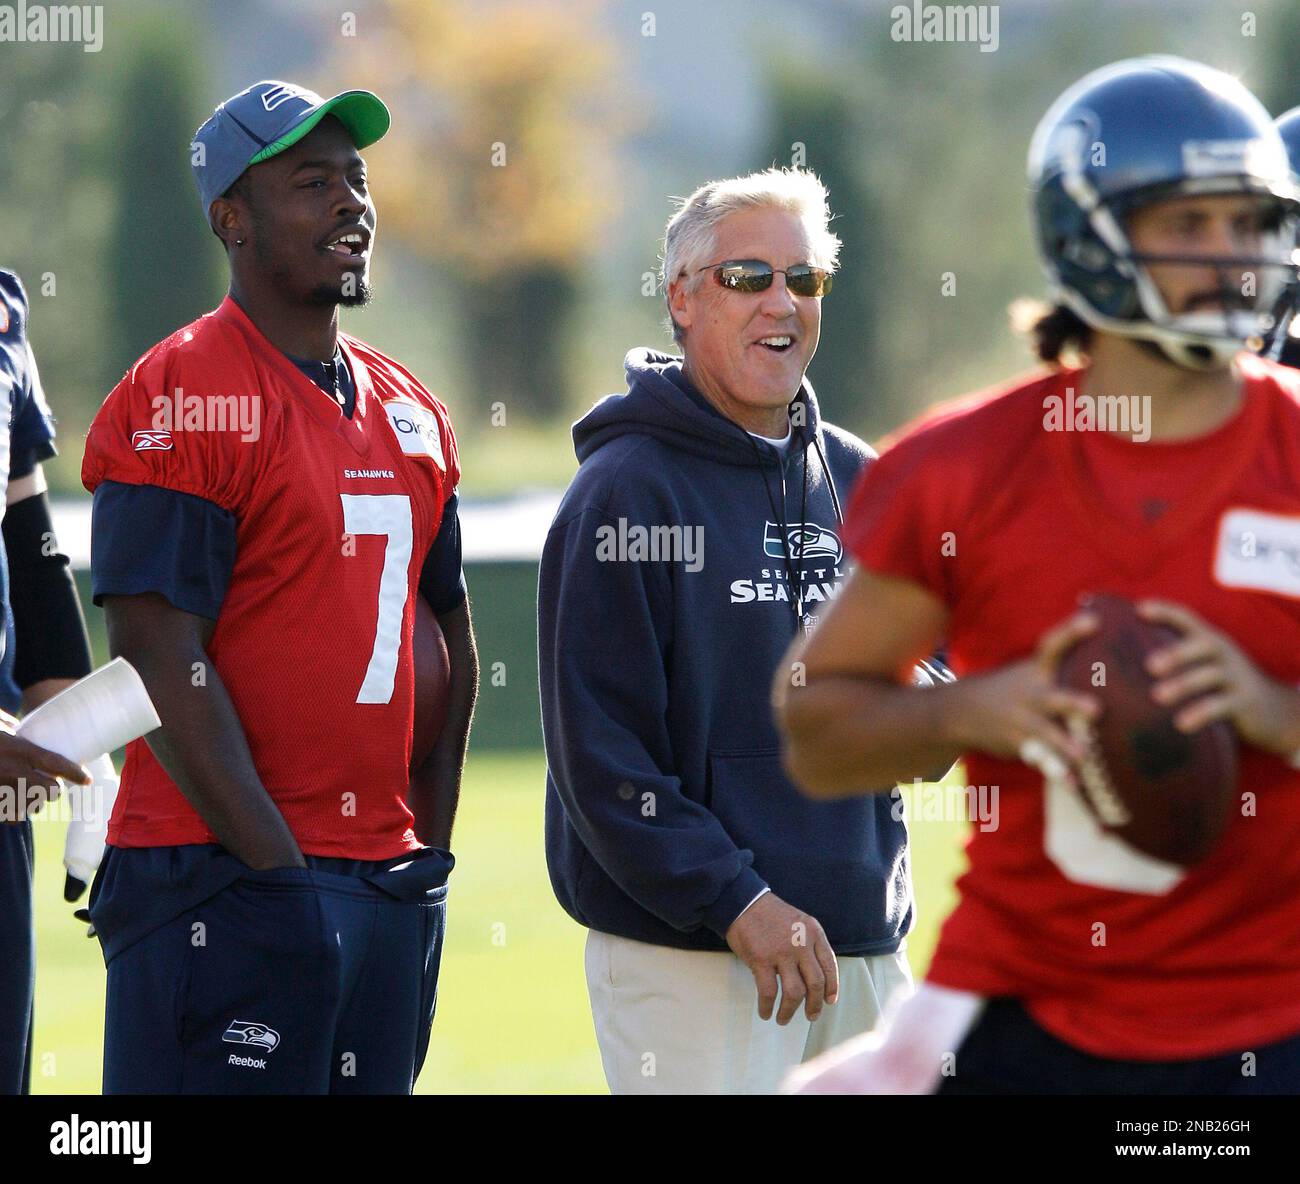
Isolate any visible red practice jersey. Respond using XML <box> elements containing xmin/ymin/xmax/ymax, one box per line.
<box><xmin>844</xmin><ymin>355</ymin><xmax>1300</xmax><ymax>1060</ymax></box>
<box><xmin>83</xmin><ymin>297</ymin><xmax>459</xmax><ymax>859</ymax></box>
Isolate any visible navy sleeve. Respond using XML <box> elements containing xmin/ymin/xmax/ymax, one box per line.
<box><xmin>418</xmin><ymin>491</ymin><xmax>467</xmax><ymax>614</ymax></box>
<box><xmin>3</xmin><ymin>491</ymin><xmax>92</xmax><ymax>686</ymax></box>
<box><xmin>539</xmin><ymin>502</ymin><xmax>766</xmax><ymax>938</ymax></box>
<box><xmin>11</xmin><ymin>340</ymin><xmax>57</xmax><ymax>465</ymax></box>
<box><xmin>8</xmin><ymin>445</ymin><xmax>44</xmax><ymax>482</ymax></box>
<box><xmin>90</xmin><ymin>481</ymin><xmax>237</xmax><ymax>619</ymax></box>
<box><xmin>0</xmin><ymin>271</ymin><xmax>57</xmax><ymax>477</ymax></box>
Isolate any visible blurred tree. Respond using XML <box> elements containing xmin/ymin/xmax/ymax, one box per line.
<box><xmin>1255</xmin><ymin>0</ymin><xmax>1300</xmax><ymax>117</ymax></box>
<box><xmin>0</xmin><ymin>42</ymin><xmax>113</xmax><ymax>450</ymax></box>
<box><xmin>107</xmin><ymin>19</ymin><xmax>220</xmax><ymax>385</ymax></box>
<box><xmin>759</xmin><ymin>1</ymin><xmax>1202</xmax><ymax>440</ymax></box>
<box><xmin>338</xmin><ymin>0</ymin><xmax>629</xmax><ymax>420</ymax></box>
<box><xmin>757</xmin><ymin>63</ymin><xmax>884</xmax><ymax>430</ymax></box>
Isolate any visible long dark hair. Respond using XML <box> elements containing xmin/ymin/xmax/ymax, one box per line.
<box><xmin>1009</xmin><ymin>299</ymin><xmax>1093</xmax><ymax>365</ymax></box>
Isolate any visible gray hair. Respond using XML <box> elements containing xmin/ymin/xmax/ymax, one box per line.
<box><xmin>660</xmin><ymin>167</ymin><xmax>841</xmax><ymax>344</ymax></box>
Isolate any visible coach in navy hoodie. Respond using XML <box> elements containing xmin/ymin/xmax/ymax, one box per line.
<box><xmin>541</xmin><ymin>170</ymin><xmax>929</xmax><ymax>1094</ymax></box>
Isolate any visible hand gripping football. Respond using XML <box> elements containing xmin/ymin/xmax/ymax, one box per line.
<box><xmin>1055</xmin><ymin>593</ymin><xmax>1237</xmax><ymax>866</ymax></box>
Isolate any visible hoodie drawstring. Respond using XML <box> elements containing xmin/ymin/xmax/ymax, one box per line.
<box><xmin>811</xmin><ymin>433</ymin><xmax>844</xmax><ymax>526</ymax></box>
<box><xmin>742</xmin><ymin>424</ymin><xmax>816</xmax><ymax>635</ymax></box>
<box><xmin>720</xmin><ymin>393</ymin><xmax>840</xmax><ymax>636</ymax></box>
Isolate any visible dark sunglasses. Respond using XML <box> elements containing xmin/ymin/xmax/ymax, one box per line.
<box><xmin>694</xmin><ymin>258</ymin><xmax>833</xmax><ymax>298</ymax></box>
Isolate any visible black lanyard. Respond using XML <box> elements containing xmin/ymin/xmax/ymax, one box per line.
<box><xmin>744</xmin><ymin>428</ymin><xmax>812</xmax><ymax>634</ymax></box>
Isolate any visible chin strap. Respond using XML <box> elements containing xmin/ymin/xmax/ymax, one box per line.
<box><xmin>1147</xmin><ymin>336</ymin><xmax>1235</xmax><ymax>371</ymax></box>
<box><xmin>1060</xmin><ymin>284</ymin><xmax>1247</xmax><ymax>371</ymax></box>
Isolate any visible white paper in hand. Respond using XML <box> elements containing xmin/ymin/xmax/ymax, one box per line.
<box><xmin>16</xmin><ymin>658</ymin><xmax>159</xmax><ymax>765</ymax></box>
<box><xmin>14</xmin><ymin>660</ymin><xmax>159</xmax><ymax>892</ymax></box>
<box><xmin>64</xmin><ymin>753</ymin><xmax>119</xmax><ymax>885</ymax></box>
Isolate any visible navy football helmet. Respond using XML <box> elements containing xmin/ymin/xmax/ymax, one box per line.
<box><xmin>1277</xmin><ymin>105</ymin><xmax>1300</xmax><ymax>176</ymax></box>
<box><xmin>1266</xmin><ymin>105</ymin><xmax>1300</xmax><ymax>364</ymax></box>
<box><xmin>1029</xmin><ymin>56</ymin><xmax>1300</xmax><ymax>369</ymax></box>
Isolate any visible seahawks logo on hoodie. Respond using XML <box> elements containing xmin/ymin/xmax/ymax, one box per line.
<box><xmin>732</xmin><ymin>520</ymin><xmax>846</xmax><ymax>605</ymax></box>
<box><xmin>763</xmin><ymin>521</ymin><xmax>843</xmax><ymax>566</ymax></box>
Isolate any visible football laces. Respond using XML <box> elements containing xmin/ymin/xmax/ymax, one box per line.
<box><xmin>1067</xmin><ymin>713</ymin><xmax>1133</xmax><ymax>828</ymax></box>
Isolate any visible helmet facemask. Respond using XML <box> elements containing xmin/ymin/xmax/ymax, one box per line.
<box><xmin>1051</xmin><ymin>148</ymin><xmax>1300</xmax><ymax>369</ymax></box>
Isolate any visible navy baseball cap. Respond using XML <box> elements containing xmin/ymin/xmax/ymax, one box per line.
<box><xmin>192</xmin><ymin>80</ymin><xmax>390</xmax><ymax>216</ymax></box>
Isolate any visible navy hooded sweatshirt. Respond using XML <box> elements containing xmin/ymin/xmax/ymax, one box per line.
<box><xmin>539</xmin><ymin>348</ymin><xmax>912</xmax><ymax>956</ymax></box>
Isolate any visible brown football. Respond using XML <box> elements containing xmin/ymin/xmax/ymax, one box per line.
<box><xmin>1055</xmin><ymin>593</ymin><xmax>1237</xmax><ymax>866</ymax></box>
<box><xmin>411</xmin><ymin>595</ymin><xmax>451</xmax><ymax>772</ymax></box>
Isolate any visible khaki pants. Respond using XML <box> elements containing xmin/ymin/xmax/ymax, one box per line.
<box><xmin>584</xmin><ymin>928</ymin><xmax>914</xmax><ymax>1094</ymax></box>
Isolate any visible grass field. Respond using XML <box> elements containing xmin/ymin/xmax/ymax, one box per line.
<box><xmin>28</xmin><ymin>751</ymin><xmax>969</xmax><ymax>1094</ymax></box>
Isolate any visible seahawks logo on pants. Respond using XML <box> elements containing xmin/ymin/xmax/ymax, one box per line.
<box><xmin>222</xmin><ymin>1020</ymin><xmax>281</xmax><ymax>1052</ymax></box>
<box><xmin>763</xmin><ymin>521</ymin><xmax>843</xmax><ymax>565</ymax></box>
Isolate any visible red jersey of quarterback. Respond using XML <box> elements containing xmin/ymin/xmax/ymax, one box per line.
<box><xmin>82</xmin><ymin>296</ymin><xmax>459</xmax><ymax>859</ymax></box>
<box><xmin>845</xmin><ymin>355</ymin><xmax>1300</xmax><ymax>1060</ymax></box>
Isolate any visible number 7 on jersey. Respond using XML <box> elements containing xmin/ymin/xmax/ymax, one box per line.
<box><xmin>340</xmin><ymin>493</ymin><xmax>413</xmax><ymax>704</ymax></box>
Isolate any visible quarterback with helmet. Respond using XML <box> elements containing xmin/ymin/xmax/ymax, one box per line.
<box><xmin>777</xmin><ymin>57</ymin><xmax>1300</xmax><ymax>1094</ymax></box>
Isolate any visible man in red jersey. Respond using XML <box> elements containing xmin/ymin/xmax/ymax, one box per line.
<box><xmin>81</xmin><ymin>81</ymin><xmax>478</xmax><ymax>1094</ymax></box>
<box><xmin>776</xmin><ymin>57</ymin><xmax>1300</xmax><ymax>1094</ymax></box>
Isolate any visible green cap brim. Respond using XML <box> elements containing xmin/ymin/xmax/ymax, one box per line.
<box><xmin>249</xmin><ymin>90</ymin><xmax>390</xmax><ymax>165</ymax></box>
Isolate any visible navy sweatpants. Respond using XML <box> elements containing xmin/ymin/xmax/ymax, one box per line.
<box><xmin>92</xmin><ymin>844</ymin><xmax>451</xmax><ymax>1095</ymax></box>
<box><xmin>939</xmin><ymin>998</ymin><xmax>1300</xmax><ymax>1095</ymax></box>
<box><xmin>0</xmin><ymin>820</ymin><xmax>33</xmax><ymax>1094</ymax></box>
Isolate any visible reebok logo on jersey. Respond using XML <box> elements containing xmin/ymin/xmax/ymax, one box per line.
<box><xmin>384</xmin><ymin>401</ymin><xmax>445</xmax><ymax>469</ymax></box>
<box><xmin>222</xmin><ymin>1019</ymin><xmax>280</xmax><ymax>1052</ymax></box>
<box><xmin>131</xmin><ymin>430</ymin><xmax>173</xmax><ymax>452</ymax></box>
<box><xmin>1215</xmin><ymin>508</ymin><xmax>1300</xmax><ymax>599</ymax></box>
